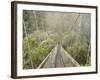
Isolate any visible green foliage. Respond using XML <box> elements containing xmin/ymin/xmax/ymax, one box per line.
<box><xmin>75</xmin><ymin>44</ymin><xmax>88</xmax><ymax>65</ymax></box>
<box><xmin>66</xmin><ymin>41</ymin><xmax>90</xmax><ymax>65</ymax></box>
<box><xmin>23</xmin><ymin>34</ymin><xmax>55</xmax><ymax>69</ymax></box>
<box><xmin>31</xmin><ymin>38</ymin><xmax>55</xmax><ymax>68</ymax></box>
<box><xmin>23</xmin><ymin>35</ymin><xmax>38</xmax><ymax>69</ymax></box>
<box><xmin>23</xmin><ymin>10</ymin><xmax>91</xmax><ymax>68</ymax></box>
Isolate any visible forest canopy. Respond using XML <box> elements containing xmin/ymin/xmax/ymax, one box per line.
<box><xmin>23</xmin><ymin>10</ymin><xmax>91</xmax><ymax>69</ymax></box>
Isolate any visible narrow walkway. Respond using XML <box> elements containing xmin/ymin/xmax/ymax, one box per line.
<box><xmin>38</xmin><ymin>44</ymin><xmax>80</xmax><ymax>68</ymax></box>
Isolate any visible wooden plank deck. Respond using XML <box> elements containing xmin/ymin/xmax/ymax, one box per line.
<box><xmin>38</xmin><ymin>44</ymin><xmax>80</xmax><ymax>68</ymax></box>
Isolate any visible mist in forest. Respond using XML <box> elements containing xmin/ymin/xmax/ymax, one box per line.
<box><xmin>23</xmin><ymin>10</ymin><xmax>91</xmax><ymax>69</ymax></box>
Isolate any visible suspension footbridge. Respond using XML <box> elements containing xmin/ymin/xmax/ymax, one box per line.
<box><xmin>38</xmin><ymin>43</ymin><xmax>80</xmax><ymax>68</ymax></box>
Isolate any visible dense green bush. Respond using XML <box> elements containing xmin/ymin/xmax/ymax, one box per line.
<box><xmin>23</xmin><ymin>10</ymin><xmax>91</xmax><ymax>68</ymax></box>
<box><xmin>31</xmin><ymin>38</ymin><xmax>55</xmax><ymax>68</ymax></box>
<box><xmin>23</xmin><ymin>35</ymin><xmax>55</xmax><ymax>69</ymax></box>
<box><xmin>66</xmin><ymin>41</ymin><xmax>90</xmax><ymax>66</ymax></box>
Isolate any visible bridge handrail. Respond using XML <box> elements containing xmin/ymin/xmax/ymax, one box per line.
<box><xmin>62</xmin><ymin>47</ymin><xmax>80</xmax><ymax>66</ymax></box>
<box><xmin>37</xmin><ymin>46</ymin><xmax>56</xmax><ymax>68</ymax></box>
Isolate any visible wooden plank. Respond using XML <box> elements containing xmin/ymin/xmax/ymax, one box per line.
<box><xmin>61</xmin><ymin>46</ymin><xmax>80</xmax><ymax>67</ymax></box>
<box><xmin>38</xmin><ymin>44</ymin><xmax>80</xmax><ymax>68</ymax></box>
<box><xmin>38</xmin><ymin>45</ymin><xmax>57</xmax><ymax>68</ymax></box>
